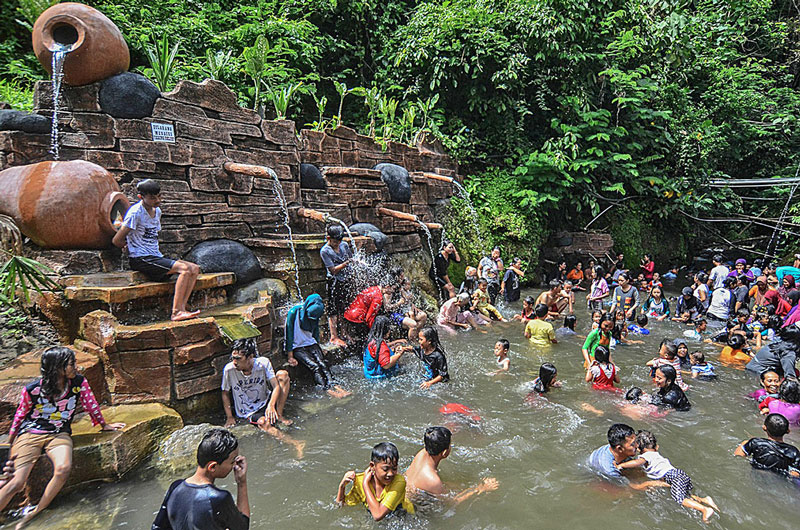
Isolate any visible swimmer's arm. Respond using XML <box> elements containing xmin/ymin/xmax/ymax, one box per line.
<box><xmin>450</xmin><ymin>478</ymin><xmax>499</xmax><ymax>505</ymax></box>
<box><xmin>362</xmin><ymin>471</ymin><xmax>391</xmax><ymax>521</ymax></box>
<box><xmin>615</xmin><ymin>458</ymin><xmax>646</xmax><ymax>470</ymax></box>
<box><xmin>582</xmin><ymin>348</ymin><xmax>591</xmax><ymax>367</ymax></box>
<box><xmin>629</xmin><ymin>480</ymin><xmax>669</xmax><ymax>490</ymax></box>
<box><xmin>584</xmin><ymin>368</ymin><xmax>594</xmax><ymax>382</ymax></box>
<box><xmin>222</xmin><ymin>391</ymin><xmax>236</xmax><ymax>427</ymax></box>
<box><xmin>420</xmin><ymin>375</ymin><xmax>443</xmax><ymax>389</ymax></box>
<box><xmin>613</xmin><ymin>369</ymin><xmax>620</xmax><ymax>384</ymax></box>
<box><xmin>645</xmin><ymin>358</ymin><xmax>657</xmax><ymax>367</ymax></box>
<box><xmin>336</xmin><ymin>471</ymin><xmax>356</xmax><ymax>504</ymax></box>
<box><xmin>734</xmin><ymin>442</ymin><xmax>750</xmax><ymax>458</ymax></box>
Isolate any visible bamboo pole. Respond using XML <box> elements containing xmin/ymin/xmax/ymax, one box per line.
<box><xmin>377</xmin><ymin>207</ymin><xmax>443</xmax><ymax>230</ymax></box>
<box><xmin>223</xmin><ymin>161</ymin><xmax>274</xmax><ymax>178</ymax></box>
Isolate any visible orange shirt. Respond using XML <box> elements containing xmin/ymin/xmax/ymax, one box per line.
<box><xmin>719</xmin><ymin>346</ymin><xmax>751</xmax><ymax>367</ymax></box>
<box><xmin>567</xmin><ymin>269</ymin><xmax>584</xmax><ymax>282</ymax></box>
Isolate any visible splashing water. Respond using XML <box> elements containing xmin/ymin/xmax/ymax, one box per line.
<box><xmin>417</xmin><ymin>219</ymin><xmax>438</xmax><ymax>280</ymax></box>
<box><xmin>452</xmin><ymin>180</ymin><xmax>486</xmax><ymax>252</ymax></box>
<box><xmin>270</xmin><ymin>170</ymin><xmax>302</xmax><ymax>299</ymax></box>
<box><xmin>50</xmin><ymin>44</ymin><xmax>71</xmax><ymax>160</ymax></box>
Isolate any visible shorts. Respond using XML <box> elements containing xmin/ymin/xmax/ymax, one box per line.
<box><xmin>390</xmin><ymin>312</ymin><xmax>405</xmax><ymax>327</ymax></box>
<box><xmin>664</xmin><ymin>468</ymin><xmax>693</xmax><ymax>503</ymax></box>
<box><xmin>246</xmin><ymin>403</ymin><xmax>272</xmax><ymax>425</ymax></box>
<box><xmin>326</xmin><ymin>277</ymin><xmax>350</xmax><ymax>315</ymax></box>
<box><xmin>129</xmin><ymin>255</ymin><xmax>176</xmax><ymax>281</ymax></box>
<box><xmin>11</xmin><ymin>432</ymin><xmax>73</xmax><ymax>468</ymax></box>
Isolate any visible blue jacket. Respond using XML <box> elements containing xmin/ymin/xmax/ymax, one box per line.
<box><xmin>284</xmin><ymin>294</ymin><xmax>324</xmax><ymax>351</ymax></box>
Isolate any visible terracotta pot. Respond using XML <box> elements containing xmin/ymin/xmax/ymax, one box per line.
<box><xmin>0</xmin><ymin>161</ymin><xmax>130</xmax><ymax>249</ymax></box>
<box><xmin>32</xmin><ymin>3</ymin><xmax>130</xmax><ymax>86</ymax></box>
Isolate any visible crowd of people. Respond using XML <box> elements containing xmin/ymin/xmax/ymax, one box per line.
<box><xmin>2</xmin><ymin>178</ymin><xmax>800</xmax><ymax>527</ymax></box>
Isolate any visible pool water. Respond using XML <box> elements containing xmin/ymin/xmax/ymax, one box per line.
<box><xmin>15</xmin><ymin>288</ymin><xmax>800</xmax><ymax>529</ymax></box>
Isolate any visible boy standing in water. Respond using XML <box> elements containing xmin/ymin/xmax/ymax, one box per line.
<box><xmin>337</xmin><ymin>442</ymin><xmax>415</xmax><ymax>520</ymax></box>
<box><xmin>524</xmin><ymin>304</ymin><xmax>558</xmax><ymax>346</ymax></box>
<box><xmin>152</xmin><ymin>428</ymin><xmax>249</xmax><ymax>530</ymax></box>
<box><xmin>405</xmin><ymin>426</ymin><xmax>499</xmax><ymax>502</ymax></box>
<box><xmin>320</xmin><ymin>225</ymin><xmax>354</xmax><ymax>347</ymax></box>
<box><xmin>113</xmin><ymin>179</ymin><xmax>201</xmax><ymax>321</ymax></box>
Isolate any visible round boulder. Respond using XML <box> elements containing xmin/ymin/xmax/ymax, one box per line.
<box><xmin>349</xmin><ymin>222</ymin><xmax>388</xmax><ymax>252</ymax></box>
<box><xmin>231</xmin><ymin>278</ymin><xmax>288</xmax><ymax>307</ymax></box>
<box><xmin>0</xmin><ymin>110</ymin><xmax>51</xmax><ymax>134</ymax></box>
<box><xmin>99</xmin><ymin>72</ymin><xmax>160</xmax><ymax>119</ymax></box>
<box><xmin>184</xmin><ymin>239</ymin><xmax>261</xmax><ymax>285</ymax></box>
<box><xmin>374</xmin><ymin>163</ymin><xmax>411</xmax><ymax>203</ymax></box>
<box><xmin>300</xmin><ymin>163</ymin><xmax>326</xmax><ymax>190</ymax></box>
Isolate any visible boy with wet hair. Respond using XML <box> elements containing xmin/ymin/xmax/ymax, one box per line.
<box><xmin>490</xmin><ymin>338</ymin><xmax>511</xmax><ymax>374</ymax></box>
<box><xmin>524</xmin><ymin>303</ymin><xmax>558</xmax><ymax>345</ymax></box>
<box><xmin>152</xmin><ymin>428</ymin><xmax>249</xmax><ymax>530</ymax></box>
<box><xmin>735</xmin><ymin>413</ymin><xmax>800</xmax><ymax>477</ymax></box>
<box><xmin>405</xmin><ymin>426</ymin><xmax>499</xmax><ymax>503</ymax></box>
<box><xmin>320</xmin><ymin>224</ymin><xmax>354</xmax><ymax>347</ymax></box>
<box><xmin>113</xmin><ymin>179</ymin><xmax>201</xmax><ymax>322</ymax></box>
<box><xmin>337</xmin><ymin>442</ymin><xmax>415</xmax><ymax>520</ymax></box>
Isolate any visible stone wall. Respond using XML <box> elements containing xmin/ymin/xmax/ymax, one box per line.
<box><xmin>0</xmin><ymin>79</ymin><xmax>459</xmax><ymax>269</ymax></box>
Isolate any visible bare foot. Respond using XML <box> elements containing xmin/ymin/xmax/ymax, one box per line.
<box><xmin>327</xmin><ymin>385</ymin><xmax>352</xmax><ymax>399</ymax></box>
<box><xmin>279</xmin><ymin>416</ymin><xmax>294</xmax><ymax>426</ymax></box>
<box><xmin>172</xmin><ymin>309</ymin><xmax>201</xmax><ymax>321</ymax></box>
<box><xmin>329</xmin><ymin>338</ymin><xmax>348</xmax><ymax>348</ymax></box>
<box><xmin>701</xmin><ymin>506</ymin><xmax>715</xmax><ymax>523</ymax></box>
<box><xmin>480</xmin><ymin>477</ymin><xmax>499</xmax><ymax>492</ymax></box>
<box><xmin>703</xmin><ymin>496</ymin><xmax>719</xmax><ymax>511</ymax></box>
<box><xmin>581</xmin><ymin>403</ymin><xmax>604</xmax><ymax>416</ymax></box>
<box><xmin>294</xmin><ymin>440</ymin><xmax>306</xmax><ymax>459</ymax></box>
<box><xmin>14</xmin><ymin>507</ymin><xmax>38</xmax><ymax>530</ymax></box>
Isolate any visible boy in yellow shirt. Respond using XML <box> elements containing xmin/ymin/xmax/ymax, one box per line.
<box><xmin>336</xmin><ymin>442</ymin><xmax>415</xmax><ymax>520</ymax></box>
<box><xmin>524</xmin><ymin>304</ymin><xmax>558</xmax><ymax>346</ymax></box>
<box><xmin>472</xmin><ymin>279</ymin><xmax>507</xmax><ymax>321</ymax></box>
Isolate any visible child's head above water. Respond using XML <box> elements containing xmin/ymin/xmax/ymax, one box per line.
<box><xmin>625</xmin><ymin>386</ymin><xmax>644</xmax><ymax>403</ymax></box>
<box><xmin>563</xmin><ymin>314</ymin><xmax>577</xmax><ymax>331</ymax></box>
<box><xmin>779</xmin><ymin>379</ymin><xmax>800</xmax><ymax>404</ymax></box>
<box><xmin>689</xmin><ymin>351</ymin><xmax>705</xmax><ymax>365</ymax></box>
<box><xmin>523</xmin><ymin>296</ymin><xmax>535</xmax><ymax>311</ymax></box>
<box><xmin>494</xmin><ymin>339</ymin><xmax>510</xmax><ymax>357</ymax></box>
<box><xmin>534</xmin><ymin>303</ymin><xmax>549</xmax><ymax>319</ymax></box>
<box><xmin>591</xmin><ymin>310</ymin><xmax>602</xmax><ymax>323</ymax></box>
<box><xmin>736</xmin><ymin>308</ymin><xmax>750</xmax><ymax>322</ymax></box>
<box><xmin>695</xmin><ymin>318</ymin><xmax>707</xmax><ymax>332</ymax></box>
<box><xmin>727</xmin><ymin>333</ymin><xmax>746</xmax><ymax>350</ymax></box>
<box><xmin>369</xmin><ymin>442</ymin><xmax>399</xmax><ymax>485</ymax></box>
<box><xmin>764</xmin><ymin>413</ymin><xmax>790</xmax><ymax>438</ymax></box>
<box><xmin>423</xmin><ymin>426</ymin><xmax>452</xmax><ymax>457</ymax></box>
<box><xmin>636</xmin><ymin>314</ymin><xmax>648</xmax><ymax>328</ymax></box>
<box><xmin>533</xmin><ymin>363</ymin><xmax>558</xmax><ymax>393</ymax></box>
<box><xmin>635</xmin><ymin>430</ymin><xmax>658</xmax><ymax>452</ymax></box>
<box><xmin>614</xmin><ymin>310</ymin><xmax>625</xmax><ymax>322</ymax></box>
<box><xmin>659</xmin><ymin>338</ymin><xmax>677</xmax><ymax>359</ymax></box>
<box><xmin>760</xmin><ymin>370</ymin><xmax>782</xmax><ymax>394</ymax></box>
<box><xmin>594</xmin><ymin>345</ymin><xmax>611</xmax><ymax>364</ymax></box>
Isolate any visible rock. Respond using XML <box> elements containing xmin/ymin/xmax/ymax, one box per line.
<box><xmin>152</xmin><ymin>422</ymin><xmax>256</xmax><ymax>476</ymax></box>
<box><xmin>23</xmin><ymin>403</ymin><xmax>183</xmax><ymax>505</ymax></box>
<box><xmin>299</xmin><ymin>163</ymin><xmax>326</xmax><ymax>190</ymax></box>
<box><xmin>375</xmin><ymin>163</ymin><xmax>412</xmax><ymax>203</ymax></box>
<box><xmin>0</xmin><ymin>347</ymin><xmax>104</xmax><ymax>435</ymax></box>
<box><xmin>349</xmin><ymin>222</ymin><xmax>388</xmax><ymax>252</ymax></box>
<box><xmin>232</xmin><ymin>278</ymin><xmax>288</xmax><ymax>306</ymax></box>
<box><xmin>99</xmin><ymin>72</ymin><xmax>160</xmax><ymax>119</ymax></box>
<box><xmin>184</xmin><ymin>239</ymin><xmax>262</xmax><ymax>285</ymax></box>
<box><xmin>0</xmin><ymin>109</ymin><xmax>51</xmax><ymax>134</ymax></box>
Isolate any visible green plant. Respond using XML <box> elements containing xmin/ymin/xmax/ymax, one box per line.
<box><xmin>142</xmin><ymin>33</ymin><xmax>180</xmax><ymax>92</ymax></box>
<box><xmin>0</xmin><ymin>79</ymin><xmax>34</xmax><ymax>111</ymax></box>
<box><xmin>332</xmin><ymin>81</ymin><xmax>365</xmax><ymax>129</ymax></box>
<box><xmin>266</xmin><ymin>81</ymin><xmax>303</xmax><ymax>120</ymax></box>
<box><xmin>1</xmin><ymin>306</ymin><xmax>27</xmax><ymax>339</ymax></box>
<box><xmin>202</xmin><ymin>49</ymin><xmax>233</xmax><ymax>81</ymax></box>
<box><xmin>0</xmin><ymin>251</ymin><xmax>61</xmax><ymax>307</ymax></box>
<box><xmin>15</xmin><ymin>0</ymin><xmax>60</xmax><ymax>32</ymax></box>
<box><xmin>308</xmin><ymin>90</ymin><xmax>329</xmax><ymax>131</ymax></box>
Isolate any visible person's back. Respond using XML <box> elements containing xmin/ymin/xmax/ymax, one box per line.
<box><xmin>525</xmin><ymin>304</ymin><xmax>556</xmax><ymax>346</ymax></box>
<box><xmin>707</xmin><ymin>286</ymin><xmax>732</xmax><ymax>320</ymax></box>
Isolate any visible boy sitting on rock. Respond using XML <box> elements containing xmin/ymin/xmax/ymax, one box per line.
<box><xmin>113</xmin><ymin>179</ymin><xmax>201</xmax><ymax>321</ymax></box>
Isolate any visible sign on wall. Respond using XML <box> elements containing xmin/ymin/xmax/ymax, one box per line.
<box><xmin>150</xmin><ymin>122</ymin><xmax>176</xmax><ymax>143</ymax></box>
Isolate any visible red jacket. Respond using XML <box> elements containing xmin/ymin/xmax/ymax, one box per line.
<box><xmin>344</xmin><ymin>286</ymin><xmax>383</xmax><ymax>327</ymax></box>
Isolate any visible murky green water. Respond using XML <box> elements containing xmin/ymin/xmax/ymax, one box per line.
<box><xmin>14</xmin><ymin>288</ymin><xmax>800</xmax><ymax>529</ymax></box>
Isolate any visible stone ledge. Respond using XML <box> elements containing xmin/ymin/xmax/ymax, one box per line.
<box><xmin>64</xmin><ymin>272</ymin><xmax>236</xmax><ymax>304</ymax></box>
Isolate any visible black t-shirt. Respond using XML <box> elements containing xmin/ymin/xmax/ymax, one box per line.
<box><xmin>743</xmin><ymin>438</ymin><xmax>800</xmax><ymax>474</ymax></box>
<box><xmin>503</xmin><ymin>269</ymin><xmax>521</xmax><ymax>302</ymax></box>
<box><xmin>414</xmin><ymin>346</ymin><xmax>449</xmax><ymax>382</ymax></box>
<box><xmin>429</xmin><ymin>252</ymin><xmax>453</xmax><ymax>281</ymax></box>
<box><xmin>152</xmin><ymin>480</ymin><xmax>249</xmax><ymax>530</ymax></box>
<box><xmin>651</xmin><ymin>385</ymin><xmax>691</xmax><ymax>411</ymax></box>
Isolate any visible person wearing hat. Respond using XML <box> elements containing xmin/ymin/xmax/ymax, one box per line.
<box><xmin>776</xmin><ymin>254</ymin><xmax>800</xmax><ymax>286</ymax></box>
<box><xmin>727</xmin><ymin>258</ymin><xmax>755</xmax><ymax>283</ymax></box>
<box><xmin>285</xmin><ymin>294</ymin><xmax>351</xmax><ymax>399</ymax></box>
<box><xmin>674</xmin><ymin>286</ymin><xmax>701</xmax><ymax>322</ymax></box>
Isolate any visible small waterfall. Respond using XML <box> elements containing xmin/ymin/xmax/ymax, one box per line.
<box><xmin>451</xmin><ymin>180</ymin><xmax>486</xmax><ymax>252</ymax></box>
<box><xmin>50</xmin><ymin>44</ymin><xmax>71</xmax><ymax>160</ymax></box>
<box><xmin>270</xmin><ymin>170</ymin><xmax>302</xmax><ymax>299</ymax></box>
<box><xmin>417</xmin><ymin>219</ymin><xmax>438</xmax><ymax>279</ymax></box>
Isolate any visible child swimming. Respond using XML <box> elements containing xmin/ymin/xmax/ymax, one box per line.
<box><xmin>689</xmin><ymin>351</ymin><xmax>716</xmax><ymax>380</ymax></box>
<box><xmin>585</xmin><ymin>345</ymin><xmax>620</xmax><ymax>390</ymax></box>
<box><xmin>683</xmin><ymin>318</ymin><xmax>708</xmax><ymax>341</ymax></box>
<box><xmin>531</xmin><ymin>363</ymin><xmax>561</xmax><ymax>394</ymax></box>
<box><xmin>615</xmin><ymin>431</ymin><xmax>718</xmax><ymax>522</ymax></box>
<box><xmin>627</xmin><ymin>314</ymin><xmax>650</xmax><ymax>335</ymax></box>
<box><xmin>490</xmin><ymin>339</ymin><xmax>511</xmax><ymax>375</ymax></box>
<box><xmin>556</xmin><ymin>314</ymin><xmax>578</xmax><ymax>338</ymax></box>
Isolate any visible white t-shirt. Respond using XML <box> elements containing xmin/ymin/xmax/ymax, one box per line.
<box><xmin>479</xmin><ymin>256</ymin><xmax>501</xmax><ymax>283</ymax></box>
<box><xmin>709</xmin><ymin>265</ymin><xmax>730</xmax><ymax>289</ymax></box>
<box><xmin>221</xmin><ymin>357</ymin><xmax>276</xmax><ymax>418</ymax></box>
<box><xmin>641</xmin><ymin>451</ymin><xmax>675</xmax><ymax>479</ymax></box>
<box><xmin>292</xmin><ymin>312</ymin><xmax>317</xmax><ymax>349</ymax></box>
<box><xmin>122</xmin><ymin>201</ymin><xmax>162</xmax><ymax>258</ymax></box>
<box><xmin>707</xmin><ymin>288</ymin><xmax>732</xmax><ymax>320</ymax></box>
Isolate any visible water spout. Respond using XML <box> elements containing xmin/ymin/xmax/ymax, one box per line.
<box><xmin>50</xmin><ymin>43</ymin><xmax>71</xmax><ymax>159</ymax></box>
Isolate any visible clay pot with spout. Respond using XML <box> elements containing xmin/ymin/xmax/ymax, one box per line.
<box><xmin>32</xmin><ymin>3</ymin><xmax>130</xmax><ymax>86</ymax></box>
<box><xmin>0</xmin><ymin>161</ymin><xmax>130</xmax><ymax>249</ymax></box>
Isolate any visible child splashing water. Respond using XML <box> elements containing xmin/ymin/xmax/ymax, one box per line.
<box><xmin>616</xmin><ymin>431</ymin><xmax>718</xmax><ymax>522</ymax></box>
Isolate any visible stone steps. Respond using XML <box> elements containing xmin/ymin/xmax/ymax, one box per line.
<box><xmin>64</xmin><ymin>272</ymin><xmax>235</xmax><ymax>304</ymax></box>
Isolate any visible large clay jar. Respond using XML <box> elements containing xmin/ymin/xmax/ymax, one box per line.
<box><xmin>32</xmin><ymin>3</ymin><xmax>130</xmax><ymax>86</ymax></box>
<box><xmin>0</xmin><ymin>161</ymin><xmax>130</xmax><ymax>249</ymax></box>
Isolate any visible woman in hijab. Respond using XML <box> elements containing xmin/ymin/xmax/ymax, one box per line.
<box><xmin>285</xmin><ymin>293</ymin><xmax>351</xmax><ymax>397</ymax></box>
<box><xmin>765</xmin><ymin>289</ymin><xmax>792</xmax><ymax>318</ymax></box>
<box><xmin>778</xmin><ymin>275</ymin><xmax>798</xmax><ymax>301</ymax></box>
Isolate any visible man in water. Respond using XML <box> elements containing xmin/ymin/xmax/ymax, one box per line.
<box><xmin>405</xmin><ymin>426</ymin><xmax>498</xmax><ymax>503</ymax></box>
<box><xmin>152</xmin><ymin>428</ymin><xmax>249</xmax><ymax>530</ymax></box>
<box><xmin>587</xmin><ymin>423</ymin><xmax>666</xmax><ymax>490</ymax></box>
